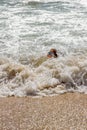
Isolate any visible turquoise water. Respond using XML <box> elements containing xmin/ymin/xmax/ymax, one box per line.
<box><xmin>0</xmin><ymin>0</ymin><xmax>87</xmax><ymax>96</ymax></box>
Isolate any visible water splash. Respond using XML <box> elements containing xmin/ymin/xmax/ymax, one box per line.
<box><xmin>0</xmin><ymin>53</ymin><xmax>87</xmax><ymax>97</ymax></box>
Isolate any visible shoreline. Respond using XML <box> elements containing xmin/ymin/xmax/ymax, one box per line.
<box><xmin>0</xmin><ymin>93</ymin><xmax>87</xmax><ymax>130</ymax></box>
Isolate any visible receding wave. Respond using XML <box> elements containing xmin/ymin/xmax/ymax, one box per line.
<box><xmin>22</xmin><ymin>0</ymin><xmax>87</xmax><ymax>8</ymax></box>
<box><xmin>22</xmin><ymin>0</ymin><xmax>72</xmax><ymax>4</ymax></box>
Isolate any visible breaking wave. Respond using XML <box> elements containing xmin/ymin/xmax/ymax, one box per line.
<box><xmin>0</xmin><ymin>53</ymin><xmax>87</xmax><ymax>97</ymax></box>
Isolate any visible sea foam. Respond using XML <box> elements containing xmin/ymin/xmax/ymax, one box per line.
<box><xmin>0</xmin><ymin>53</ymin><xmax>87</xmax><ymax>97</ymax></box>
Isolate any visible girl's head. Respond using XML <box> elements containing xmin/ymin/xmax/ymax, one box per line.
<box><xmin>47</xmin><ymin>48</ymin><xmax>58</xmax><ymax>58</ymax></box>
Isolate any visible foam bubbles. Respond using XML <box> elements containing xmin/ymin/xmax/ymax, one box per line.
<box><xmin>0</xmin><ymin>54</ymin><xmax>87</xmax><ymax>97</ymax></box>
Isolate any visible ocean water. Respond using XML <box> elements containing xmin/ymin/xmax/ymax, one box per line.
<box><xmin>0</xmin><ymin>0</ymin><xmax>87</xmax><ymax>97</ymax></box>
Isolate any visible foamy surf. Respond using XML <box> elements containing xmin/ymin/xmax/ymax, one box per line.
<box><xmin>0</xmin><ymin>53</ymin><xmax>87</xmax><ymax>97</ymax></box>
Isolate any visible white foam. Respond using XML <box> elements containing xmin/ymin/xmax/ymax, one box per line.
<box><xmin>0</xmin><ymin>54</ymin><xmax>87</xmax><ymax>97</ymax></box>
<box><xmin>79</xmin><ymin>0</ymin><xmax>87</xmax><ymax>7</ymax></box>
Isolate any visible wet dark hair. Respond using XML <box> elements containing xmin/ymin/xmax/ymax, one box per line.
<box><xmin>54</xmin><ymin>53</ymin><xmax>58</xmax><ymax>57</ymax></box>
<box><xmin>51</xmin><ymin>49</ymin><xmax>58</xmax><ymax>57</ymax></box>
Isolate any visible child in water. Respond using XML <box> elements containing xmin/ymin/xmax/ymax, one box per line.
<box><xmin>47</xmin><ymin>48</ymin><xmax>58</xmax><ymax>58</ymax></box>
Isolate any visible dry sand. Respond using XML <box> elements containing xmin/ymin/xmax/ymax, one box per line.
<box><xmin>0</xmin><ymin>93</ymin><xmax>87</xmax><ymax>130</ymax></box>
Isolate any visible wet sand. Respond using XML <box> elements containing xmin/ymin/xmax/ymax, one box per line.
<box><xmin>0</xmin><ymin>93</ymin><xmax>87</xmax><ymax>130</ymax></box>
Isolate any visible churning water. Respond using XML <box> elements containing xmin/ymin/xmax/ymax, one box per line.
<box><xmin>0</xmin><ymin>0</ymin><xmax>87</xmax><ymax>97</ymax></box>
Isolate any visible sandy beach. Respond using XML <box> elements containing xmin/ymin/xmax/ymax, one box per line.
<box><xmin>0</xmin><ymin>93</ymin><xmax>87</xmax><ymax>130</ymax></box>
